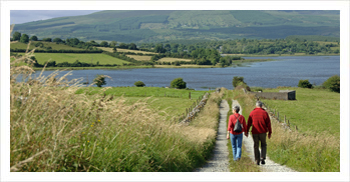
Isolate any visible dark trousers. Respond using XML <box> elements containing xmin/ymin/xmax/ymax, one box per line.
<box><xmin>252</xmin><ymin>133</ymin><xmax>267</xmax><ymax>161</ymax></box>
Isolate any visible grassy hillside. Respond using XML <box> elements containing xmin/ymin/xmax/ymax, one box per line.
<box><xmin>24</xmin><ymin>53</ymin><xmax>129</xmax><ymax>65</ymax></box>
<box><xmin>12</xmin><ymin>10</ymin><xmax>339</xmax><ymax>43</ymax></box>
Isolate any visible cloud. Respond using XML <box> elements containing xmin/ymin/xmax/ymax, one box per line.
<box><xmin>10</xmin><ymin>10</ymin><xmax>102</xmax><ymax>24</ymax></box>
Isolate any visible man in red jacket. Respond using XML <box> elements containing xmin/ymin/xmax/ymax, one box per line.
<box><xmin>247</xmin><ymin>101</ymin><xmax>272</xmax><ymax>165</ymax></box>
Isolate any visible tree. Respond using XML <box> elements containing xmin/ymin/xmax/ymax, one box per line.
<box><xmin>53</xmin><ymin>38</ymin><xmax>63</xmax><ymax>43</ymax></box>
<box><xmin>113</xmin><ymin>47</ymin><xmax>117</xmax><ymax>53</ymax></box>
<box><xmin>110</xmin><ymin>41</ymin><xmax>117</xmax><ymax>47</ymax></box>
<box><xmin>128</xmin><ymin>43</ymin><xmax>137</xmax><ymax>50</ymax></box>
<box><xmin>170</xmin><ymin>78</ymin><xmax>186</xmax><ymax>89</ymax></box>
<box><xmin>19</xmin><ymin>34</ymin><xmax>29</xmax><ymax>43</ymax></box>
<box><xmin>134</xmin><ymin>81</ymin><xmax>145</xmax><ymax>87</ymax></box>
<box><xmin>323</xmin><ymin>75</ymin><xmax>340</xmax><ymax>93</ymax></box>
<box><xmin>93</xmin><ymin>75</ymin><xmax>107</xmax><ymax>87</ymax></box>
<box><xmin>13</xmin><ymin>32</ymin><xmax>21</xmax><ymax>41</ymax></box>
<box><xmin>30</xmin><ymin>35</ymin><xmax>38</xmax><ymax>41</ymax></box>
<box><xmin>298</xmin><ymin>79</ymin><xmax>313</xmax><ymax>88</ymax></box>
<box><xmin>100</xmin><ymin>41</ymin><xmax>109</xmax><ymax>47</ymax></box>
<box><xmin>42</xmin><ymin>38</ymin><xmax>52</xmax><ymax>42</ymax></box>
<box><xmin>232</xmin><ymin>76</ymin><xmax>246</xmax><ymax>88</ymax></box>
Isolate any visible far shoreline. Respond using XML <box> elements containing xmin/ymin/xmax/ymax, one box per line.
<box><xmin>31</xmin><ymin>54</ymin><xmax>339</xmax><ymax>71</ymax></box>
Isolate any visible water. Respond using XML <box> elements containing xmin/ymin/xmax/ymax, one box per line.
<box><xmin>27</xmin><ymin>56</ymin><xmax>340</xmax><ymax>90</ymax></box>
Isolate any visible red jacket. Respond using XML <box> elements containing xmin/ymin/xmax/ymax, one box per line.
<box><xmin>247</xmin><ymin>108</ymin><xmax>272</xmax><ymax>134</ymax></box>
<box><xmin>228</xmin><ymin>113</ymin><xmax>247</xmax><ymax>135</ymax></box>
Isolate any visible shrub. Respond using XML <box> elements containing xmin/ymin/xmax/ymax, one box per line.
<box><xmin>232</xmin><ymin>76</ymin><xmax>246</xmax><ymax>88</ymax></box>
<box><xmin>134</xmin><ymin>81</ymin><xmax>146</xmax><ymax>87</ymax></box>
<box><xmin>170</xmin><ymin>78</ymin><xmax>186</xmax><ymax>89</ymax></box>
<box><xmin>323</xmin><ymin>75</ymin><xmax>340</xmax><ymax>93</ymax></box>
<box><xmin>298</xmin><ymin>79</ymin><xmax>313</xmax><ymax>88</ymax></box>
<box><xmin>93</xmin><ymin>75</ymin><xmax>108</xmax><ymax>87</ymax></box>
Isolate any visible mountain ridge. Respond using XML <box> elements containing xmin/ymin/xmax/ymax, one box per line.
<box><xmin>12</xmin><ymin>10</ymin><xmax>340</xmax><ymax>43</ymax></box>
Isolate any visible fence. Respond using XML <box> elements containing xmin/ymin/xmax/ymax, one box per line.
<box><xmin>262</xmin><ymin>102</ymin><xmax>299</xmax><ymax>132</ymax></box>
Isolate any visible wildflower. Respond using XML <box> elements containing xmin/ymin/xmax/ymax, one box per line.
<box><xmin>92</xmin><ymin>122</ymin><xmax>95</xmax><ymax>125</ymax></box>
<box><xmin>82</xmin><ymin>132</ymin><xmax>85</xmax><ymax>134</ymax></box>
<box><xmin>87</xmin><ymin>141</ymin><xmax>90</xmax><ymax>143</ymax></box>
<box><xmin>104</xmin><ymin>148</ymin><xmax>107</xmax><ymax>150</ymax></box>
<box><xmin>91</xmin><ymin>125</ymin><xmax>93</xmax><ymax>127</ymax></box>
<box><xmin>98</xmin><ymin>120</ymin><xmax>101</xmax><ymax>122</ymax></box>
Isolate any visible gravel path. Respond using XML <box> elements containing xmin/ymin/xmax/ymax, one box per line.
<box><xmin>231</xmin><ymin>100</ymin><xmax>296</xmax><ymax>172</ymax></box>
<box><xmin>194</xmin><ymin>100</ymin><xmax>230</xmax><ymax>172</ymax></box>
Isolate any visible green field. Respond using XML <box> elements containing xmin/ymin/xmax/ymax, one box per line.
<box><xmin>25</xmin><ymin>53</ymin><xmax>129</xmax><ymax>65</ymax></box>
<box><xmin>231</xmin><ymin>88</ymin><xmax>339</xmax><ymax>172</ymax></box>
<box><xmin>76</xmin><ymin>87</ymin><xmax>208</xmax><ymax>100</ymax></box>
<box><xmin>10</xmin><ymin>41</ymin><xmax>85</xmax><ymax>51</ymax></box>
<box><xmin>76</xmin><ymin>87</ymin><xmax>210</xmax><ymax>120</ymax></box>
<box><xmin>260</xmin><ymin>87</ymin><xmax>340</xmax><ymax>137</ymax></box>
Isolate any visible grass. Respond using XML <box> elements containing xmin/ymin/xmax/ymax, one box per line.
<box><xmin>21</xmin><ymin>53</ymin><xmax>130</xmax><ymax>65</ymax></box>
<box><xmin>260</xmin><ymin>87</ymin><xmax>340</xmax><ymax>137</ymax></box>
<box><xmin>75</xmin><ymin>86</ymin><xmax>207</xmax><ymax>99</ymax></box>
<box><xmin>10</xmin><ymin>50</ymin><xmax>222</xmax><ymax>172</ymax></box>
<box><xmin>158</xmin><ymin>57</ymin><xmax>193</xmax><ymax>62</ymax></box>
<box><xmin>10</xmin><ymin>41</ymin><xmax>85</xmax><ymax>51</ymax></box>
<box><xmin>232</xmin><ymin>88</ymin><xmax>340</xmax><ymax>172</ymax></box>
<box><xmin>99</xmin><ymin>47</ymin><xmax>157</xmax><ymax>55</ymax></box>
<box><xmin>75</xmin><ymin>87</ymin><xmax>210</xmax><ymax>121</ymax></box>
<box><xmin>126</xmin><ymin>55</ymin><xmax>152</xmax><ymax>61</ymax></box>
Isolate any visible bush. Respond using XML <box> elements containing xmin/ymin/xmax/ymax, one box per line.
<box><xmin>94</xmin><ymin>75</ymin><xmax>107</xmax><ymax>87</ymax></box>
<box><xmin>298</xmin><ymin>79</ymin><xmax>313</xmax><ymax>88</ymax></box>
<box><xmin>323</xmin><ymin>75</ymin><xmax>340</xmax><ymax>93</ymax></box>
<box><xmin>170</xmin><ymin>78</ymin><xmax>186</xmax><ymax>89</ymax></box>
<box><xmin>134</xmin><ymin>81</ymin><xmax>146</xmax><ymax>87</ymax></box>
<box><xmin>232</xmin><ymin>76</ymin><xmax>246</xmax><ymax>88</ymax></box>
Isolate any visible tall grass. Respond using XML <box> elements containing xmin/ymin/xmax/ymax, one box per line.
<box><xmin>10</xmin><ymin>48</ymin><xmax>221</xmax><ymax>172</ymax></box>
<box><xmin>232</xmin><ymin>89</ymin><xmax>340</xmax><ymax>172</ymax></box>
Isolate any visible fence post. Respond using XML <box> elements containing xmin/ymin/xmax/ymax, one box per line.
<box><xmin>295</xmin><ymin>125</ymin><xmax>298</xmax><ymax>131</ymax></box>
<box><xmin>277</xmin><ymin>112</ymin><xmax>279</xmax><ymax>121</ymax></box>
<box><xmin>284</xmin><ymin>115</ymin><xmax>286</xmax><ymax>123</ymax></box>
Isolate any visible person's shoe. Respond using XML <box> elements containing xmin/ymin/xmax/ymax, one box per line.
<box><xmin>261</xmin><ymin>159</ymin><xmax>265</xmax><ymax>165</ymax></box>
<box><xmin>256</xmin><ymin>160</ymin><xmax>260</xmax><ymax>165</ymax></box>
<box><xmin>237</xmin><ymin>158</ymin><xmax>240</xmax><ymax>161</ymax></box>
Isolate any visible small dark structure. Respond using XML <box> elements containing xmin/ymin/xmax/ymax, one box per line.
<box><xmin>251</xmin><ymin>90</ymin><xmax>296</xmax><ymax>100</ymax></box>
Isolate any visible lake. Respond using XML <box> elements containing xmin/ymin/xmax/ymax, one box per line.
<box><xmin>29</xmin><ymin>56</ymin><xmax>340</xmax><ymax>90</ymax></box>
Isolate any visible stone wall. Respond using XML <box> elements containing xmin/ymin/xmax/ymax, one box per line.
<box><xmin>250</xmin><ymin>90</ymin><xmax>296</xmax><ymax>100</ymax></box>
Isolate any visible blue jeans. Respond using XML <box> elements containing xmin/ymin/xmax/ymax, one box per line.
<box><xmin>230</xmin><ymin>133</ymin><xmax>243</xmax><ymax>161</ymax></box>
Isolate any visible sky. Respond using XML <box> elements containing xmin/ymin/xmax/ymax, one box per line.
<box><xmin>10</xmin><ymin>10</ymin><xmax>102</xmax><ymax>24</ymax></box>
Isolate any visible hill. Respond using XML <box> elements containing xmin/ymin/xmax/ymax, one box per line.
<box><xmin>12</xmin><ymin>10</ymin><xmax>339</xmax><ymax>43</ymax></box>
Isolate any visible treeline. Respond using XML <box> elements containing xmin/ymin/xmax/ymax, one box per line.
<box><xmin>150</xmin><ymin>48</ymin><xmax>241</xmax><ymax>66</ymax></box>
<box><xmin>139</xmin><ymin>38</ymin><xmax>340</xmax><ymax>55</ymax></box>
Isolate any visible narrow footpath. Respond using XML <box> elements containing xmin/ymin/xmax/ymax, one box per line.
<box><xmin>194</xmin><ymin>100</ymin><xmax>230</xmax><ymax>172</ymax></box>
<box><xmin>231</xmin><ymin>100</ymin><xmax>296</xmax><ymax>172</ymax></box>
